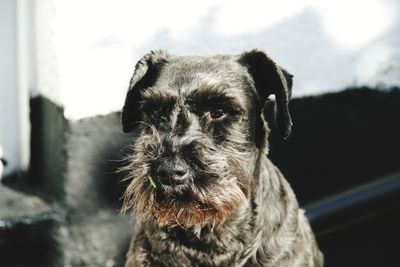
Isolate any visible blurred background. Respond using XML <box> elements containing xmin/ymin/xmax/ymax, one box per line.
<box><xmin>0</xmin><ymin>0</ymin><xmax>399</xmax><ymax>266</ymax></box>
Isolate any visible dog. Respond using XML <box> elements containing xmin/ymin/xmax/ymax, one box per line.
<box><xmin>120</xmin><ymin>50</ymin><xmax>323</xmax><ymax>267</ymax></box>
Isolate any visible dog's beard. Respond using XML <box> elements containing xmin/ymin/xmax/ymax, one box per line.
<box><xmin>121</xmin><ymin>126</ymin><xmax>254</xmax><ymax>228</ymax></box>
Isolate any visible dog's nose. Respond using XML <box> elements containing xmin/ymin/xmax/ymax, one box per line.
<box><xmin>157</xmin><ymin>164</ymin><xmax>188</xmax><ymax>186</ymax></box>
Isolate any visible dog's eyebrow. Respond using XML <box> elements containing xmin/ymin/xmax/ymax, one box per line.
<box><xmin>187</xmin><ymin>84</ymin><xmax>245</xmax><ymax>111</ymax></box>
<box><xmin>141</xmin><ymin>87</ymin><xmax>177</xmax><ymax>104</ymax></box>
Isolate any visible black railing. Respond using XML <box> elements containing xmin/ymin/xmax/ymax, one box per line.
<box><xmin>305</xmin><ymin>172</ymin><xmax>400</xmax><ymax>235</ymax></box>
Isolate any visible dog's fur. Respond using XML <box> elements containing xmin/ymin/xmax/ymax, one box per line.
<box><xmin>120</xmin><ymin>50</ymin><xmax>323</xmax><ymax>267</ymax></box>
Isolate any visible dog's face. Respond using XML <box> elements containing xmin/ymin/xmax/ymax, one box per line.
<box><xmin>121</xmin><ymin>50</ymin><xmax>292</xmax><ymax>228</ymax></box>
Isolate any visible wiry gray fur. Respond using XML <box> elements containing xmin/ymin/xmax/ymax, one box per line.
<box><xmin>120</xmin><ymin>50</ymin><xmax>323</xmax><ymax>267</ymax></box>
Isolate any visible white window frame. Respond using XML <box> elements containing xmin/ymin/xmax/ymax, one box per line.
<box><xmin>0</xmin><ymin>0</ymin><xmax>31</xmax><ymax>178</ymax></box>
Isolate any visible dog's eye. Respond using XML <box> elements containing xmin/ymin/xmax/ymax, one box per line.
<box><xmin>141</xmin><ymin>103</ymin><xmax>172</xmax><ymax>124</ymax></box>
<box><xmin>209</xmin><ymin>107</ymin><xmax>225</xmax><ymax>119</ymax></box>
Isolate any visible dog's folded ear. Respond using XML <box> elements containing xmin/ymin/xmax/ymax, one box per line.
<box><xmin>239</xmin><ymin>50</ymin><xmax>293</xmax><ymax>139</ymax></box>
<box><xmin>121</xmin><ymin>50</ymin><xmax>170</xmax><ymax>133</ymax></box>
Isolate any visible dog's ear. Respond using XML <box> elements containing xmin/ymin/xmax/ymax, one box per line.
<box><xmin>239</xmin><ymin>50</ymin><xmax>293</xmax><ymax>139</ymax></box>
<box><xmin>121</xmin><ymin>50</ymin><xmax>169</xmax><ymax>132</ymax></box>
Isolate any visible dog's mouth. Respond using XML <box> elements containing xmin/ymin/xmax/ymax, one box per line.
<box><xmin>157</xmin><ymin>184</ymin><xmax>191</xmax><ymax>199</ymax></box>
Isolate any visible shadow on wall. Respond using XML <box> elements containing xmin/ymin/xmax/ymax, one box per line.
<box><xmin>65</xmin><ymin>112</ymin><xmax>134</xmax><ymax>210</ymax></box>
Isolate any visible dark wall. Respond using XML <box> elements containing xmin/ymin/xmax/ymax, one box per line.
<box><xmin>267</xmin><ymin>87</ymin><xmax>400</xmax><ymax>205</ymax></box>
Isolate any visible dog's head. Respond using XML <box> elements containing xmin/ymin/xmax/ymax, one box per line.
<box><xmin>121</xmin><ymin>50</ymin><xmax>293</xmax><ymax>228</ymax></box>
